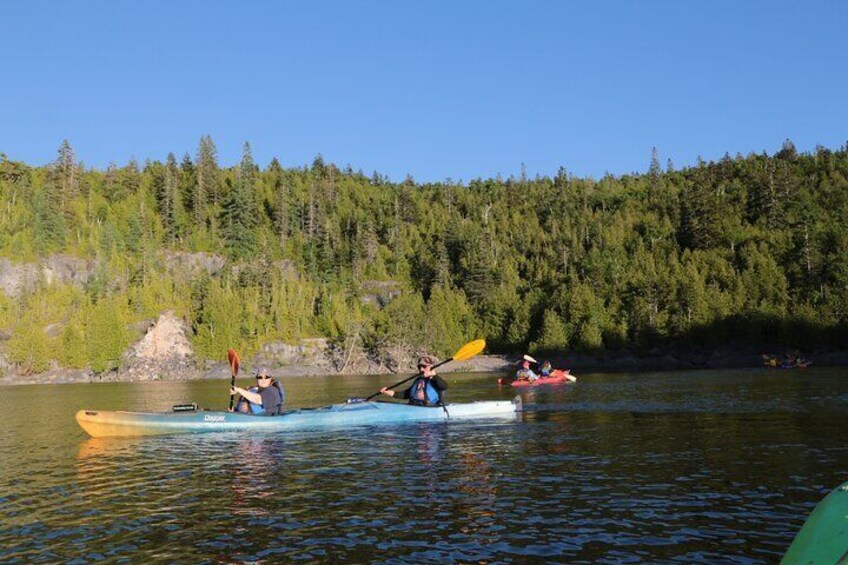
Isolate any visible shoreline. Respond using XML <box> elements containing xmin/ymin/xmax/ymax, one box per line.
<box><xmin>2</xmin><ymin>349</ymin><xmax>847</xmax><ymax>387</ymax></box>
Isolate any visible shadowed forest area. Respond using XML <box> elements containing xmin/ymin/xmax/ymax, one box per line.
<box><xmin>1</xmin><ymin>139</ymin><xmax>846</xmax><ymax>375</ymax></box>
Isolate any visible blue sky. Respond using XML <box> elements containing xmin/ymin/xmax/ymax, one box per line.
<box><xmin>1</xmin><ymin>1</ymin><xmax>845</xmax><ymax>182</ymax></box>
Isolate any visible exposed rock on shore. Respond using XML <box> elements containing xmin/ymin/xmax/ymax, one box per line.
<box><xmin>115</xmin><ymin>310</ymin><xmax>200</xmax><ymax>381</ymax></box>
<box><xmin>246</xmin><ymin>338</ymin><xmax>336</xmax><ymax>377</ymax></box>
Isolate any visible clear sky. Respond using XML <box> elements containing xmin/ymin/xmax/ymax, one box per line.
<box><xmin>1</xmin><ymin>1</ymin><xmax>845</xmax><ymax>182</ymax></box>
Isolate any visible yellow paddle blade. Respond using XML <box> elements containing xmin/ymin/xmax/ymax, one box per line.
<box><xmin>451</xmin><ymin>339</ymin><xmax>486</xmax><ymax>362</ymax></box>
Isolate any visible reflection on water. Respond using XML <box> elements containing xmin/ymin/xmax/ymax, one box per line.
<box><xmin>1</xmin><ymin>368</ymin><xmax>847</xmax><ymax>562</ymax></box>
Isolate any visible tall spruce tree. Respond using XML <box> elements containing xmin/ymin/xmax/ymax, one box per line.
<box><xmin>54</xmin><ymin>139</ymin><xmax>79</xmax><ymax>212</ymax></box>
<box><xmin>221</xmin><ymin>142</ymin><xmax>258</xmax><ymax>260</ymax></box>
<box><xmin>179</xmin><ymin>153</ymin><xmax>195</xmax><ymax>215</ymax></box>
<box><xmin>679</xmin><ymin>159</ymin><xmax>721</xmax><ymax>249</ymax></box>
<box><xmin>649</xmin><ymin>147</ymin><xmax>662</xmax><ymax>186</ymax></box>
<box><xmin>194</xmin><ymin>135</ymin><xmax>220</xmax><ymax>230</ymax></box>
<box><xmin>33</xmin><ymin>181</ymin><xmax>66</xmax><ymax>252</ymax></box>
<box><xmin>163</xmin><ymin>153</ymin><xmax>185</xmax><ymax>243</ymax></box>
<box><xmin>269</xmin><ymin>157</ymin><xmax>288</xmax><ymax>248</ymax></box>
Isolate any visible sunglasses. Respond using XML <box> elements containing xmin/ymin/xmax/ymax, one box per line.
<box><xmin>256</xmin><ymin>375</ymin><xmax>270</xmax><ymax>379</ymax></box>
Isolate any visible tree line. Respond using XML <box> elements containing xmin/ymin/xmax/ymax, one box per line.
<box><xmin>0</xmin><ymin>138</ymin><xmax>846</xmax><ymax>374</ymax></box>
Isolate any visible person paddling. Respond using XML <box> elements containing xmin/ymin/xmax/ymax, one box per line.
<box><xmin>230</xmin><ymin>368</ymin><xmax>285</xmax><ymax>415</ymax></box>
<box><xmin>515</xmin><ymin>359</ymin><xmax>539</xmax><ymax>382</ymax></box>
<box><xmin>380</xmin><ymin>356</ymin><xmax>447</xmax><ymax>407</ymax></box>
<box><xmin>539</xmin><ymin>360</ymin><xmax>553</xmax><ymax>377</ymax></box>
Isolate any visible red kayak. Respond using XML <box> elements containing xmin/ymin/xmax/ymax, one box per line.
<box><xmin>500</xmin><ymin>369</ymin><xmax>577</xmax><ymax>387</ymax></box>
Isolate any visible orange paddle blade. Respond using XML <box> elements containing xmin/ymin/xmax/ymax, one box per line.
<box><xmin>227</xmin><ymin>348</ymin><xmax>240</xmax><ymax>376</ymax></box>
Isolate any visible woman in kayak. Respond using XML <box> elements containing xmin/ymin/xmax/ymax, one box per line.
<box><xmin>539</xmin><ymin>360</ymin><xmax>553</xmax><ymax>377</ymax></box>
<box><xmin>230</xmin><ymin>368</ymin><xmax>285</xmax><ymax>415</ymax></box>
<box><xmin>380</xmin><ymin>356</ymin><xmax>448</xmax><ymax>407</ymax></box>
<box><xmin>515</xmin><ymin>359</ymin><xmax>539</xmax><ymax>382</ymax></box>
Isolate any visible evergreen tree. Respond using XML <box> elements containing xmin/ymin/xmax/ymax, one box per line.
<box><xmin>119</xmin><ymin>159</ymin><xmax>141</xmax><ymax>197</ymax></box>
<box><xmin>179</xmin><ymin>153</ymin><xmax>195</xmax><ymax>214</ymax></box>
<box><xmin>102</xmin><ymin>162</ymin><xmax>125</xmax><ymax>203</ymax></box>
<box><xmin>53</xmin><ymin>139</ymin><xmax>79</xmax><ymax>212</ymax></box>
<box><xmin>33</xmin><ymin>182</ymin><xmax>66</xmax><ymax>252</ymax></box>
<box><xmin>221</xmin><ymin>142</ymin><xmax>258</xmax><ymax>260</ymax></box>
<box><xmin>194</xmin><ymin>135</ymin><xmax>220</xmax><ymax>230</ymax></box>
<box><xmin>532</xmin><ymin>308</ymin><xmax>570</xmax><ymax>352</ymax></box>
<box><xmin>649</xmin><ymin>147</ymin><xmax>662</xmax><ymax>188</ymax></box>
<box><xmin>269</xmin><ymin>157</ymin><xmax>288</xmax><ymax>248</ymax></box>
<box><xmin>163</xmin><ymin>153</ymin><xmax>185</xmax><ymax>243</ymax></box>
<box><xmin>679</xmin><ymin>160</ymin><xmax>721</xmax><ymax>249</ymax></box>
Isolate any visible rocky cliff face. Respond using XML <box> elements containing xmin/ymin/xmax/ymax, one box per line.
<box><xmin>0</xmin><ymin>255</ymin><xmax>96</xmax><ymax>298</ymax></box>
<box><xmin>114</xmin><ymin>311</ymin><xmax>200</xmax><ymax>381</ymax></box>
<box><xmin>160</xmin><ymin>251</ymin><xmax>226</xmax><ymax>280</ymax></box>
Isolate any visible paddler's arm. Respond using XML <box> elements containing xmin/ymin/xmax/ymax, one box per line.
<box><xmin>429</xmin><ymin>374</ymin><xmax>448</xmax><ymax>391</ymax></box>
<box><xmin>380</xmin><ymin>385</ymin><xmax>412</xmax><ymax>399</ymax></box>
<box><xmin>231</xmin><ymin>386</ymin><xmax>262</xmax><ymax>405</ymax></box>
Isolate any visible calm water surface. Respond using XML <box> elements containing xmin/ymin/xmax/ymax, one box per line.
<box><xmin>1</xmin><ymin>368</ymin><xmax>847</xmax><ymax>563</ymax></box>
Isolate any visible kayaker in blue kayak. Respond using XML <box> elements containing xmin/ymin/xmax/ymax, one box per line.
<box><xmin>380</xmin><ymin>356</ymin><xmax>448</xmax><ymax>407</ymax></box>
<box><xmin>230</xmin><ymin>368</ymin><xmax>285</xmax><ymax>415</ymax></box>
<box><xmin>515</xmin><ymin>360</ymin><xmax>538</xmax><ymax>382</ymax></box>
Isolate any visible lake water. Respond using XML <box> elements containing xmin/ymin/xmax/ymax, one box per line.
<box><xmin>1</xmin><ymin>368</ymin><xmax>847</xmax><ymax>563</ymax></box>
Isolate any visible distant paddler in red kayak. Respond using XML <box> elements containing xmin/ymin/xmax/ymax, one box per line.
<box><xmin>515</xmin><ymin>359</ymin><xmax>539</xmax><ymax>383</ymax></box>
<box><xmin>499</xmin><ymin>355</ymin><xmax>577</xmax><ymax>386</ymax></box>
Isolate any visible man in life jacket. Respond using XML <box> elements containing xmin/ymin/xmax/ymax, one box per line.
<box><xmin>230</xmin><ymin>367</ymin><xmax>285</xmax><ymax>415</ymax></box>
<box><xmin>515</xmin><ymin>360</ymin><xmax>539</xmax><ymax>382</ymax></box>
<box><xmin>380</xmin><ymin>356</ymin><xmax>448</xmax><ymax>407</ymax></box>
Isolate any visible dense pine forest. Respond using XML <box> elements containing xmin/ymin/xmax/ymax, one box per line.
<box><xmin>1</xmin><ymin>139</ymin><xmax>847</xmax><ymax>375</ymax></box>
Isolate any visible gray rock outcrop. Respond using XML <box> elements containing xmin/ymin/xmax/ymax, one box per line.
<box><xmin>160</xmin><ymin>251</ymin><xmax>226</xmax><ymax>281</ymax></box>
<box><xmin>248</xmin><ymin>338</ymin><xmax>334</xmax><ymax>376</ymax></box>
<box><xmin>359</xmin><ymin>280</ymin><xmax>402</xmax><ymax>308</ymax></box>
<box><xmin>0</xmin><ymin>255</ymin><xmax>96</xmax><ymax>298</ymax></box>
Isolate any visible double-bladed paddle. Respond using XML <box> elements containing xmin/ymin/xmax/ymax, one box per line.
<box><xmin>362</xmin><ymin>339</ymin><xmax>487</xmax><ymax>402</ymax></box>
<box><xmin>227</xmin><ymin>348</ymin><xmax>240</xmax><ymax>411</ymax></box>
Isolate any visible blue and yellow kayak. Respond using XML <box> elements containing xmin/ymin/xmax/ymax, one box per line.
<box><xmin>781</xmin><ymin>480</ymin><xmax>848</xmax><ymax>564</ymax></box>
<box><xmin>76</xmin><ymin>398</ymin><xmax>522</xmax><ymax>438</ymax></box>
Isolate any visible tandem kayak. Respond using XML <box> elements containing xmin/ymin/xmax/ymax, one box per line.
<box><xmin>75</xmin><ymin>397</ymin><xmax>523</xmax><ymax>438</ymax></box>
<box><xmin>499</xmin><ymin>370</ymin><xmax>577</xmax><ymax>387</ymax></box>
<box><xmin>781</xmin><ymin>480</ymin><xmax>848</xmax><ymax>564</ymax></box>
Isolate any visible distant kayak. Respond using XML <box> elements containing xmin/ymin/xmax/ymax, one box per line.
<box><xmin>499</xmin><ymin>369</ymin><xmax>577</xmax><ymax>387</ymax></box>
<box><xmin>781</xmin><ymin>480</ymin><xmax>848</xmax><ymax>564</ymax></box>
<box><xmin>765</xmin><ymin>361</ymin><xmax>812</xmax><ymax>369</ymax></box>
<box><xmin>763</xmin><ymin>354</ymin><xmax>811</xmax><ymax>369</ymax></box>
<box><xmin>76</xmin><ymin>398</ymin><xmax>523</xmax><ymax>438</ymax></box>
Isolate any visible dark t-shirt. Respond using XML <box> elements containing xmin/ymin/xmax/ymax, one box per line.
<box><xmin>258</xmin><ymin>383</ymin><xmax>283</xmax><ymax>415</ymax></box>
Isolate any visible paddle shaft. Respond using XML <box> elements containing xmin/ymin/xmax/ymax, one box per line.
<box><xmin>365</xmin><ymin>356</ymin><xmax>454</xmax><ymax>401</ymax></box>
<box><xmin>227</xmin><ymin>349</ymin><xmax>239</xmax><ymax>411</ymax></box>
